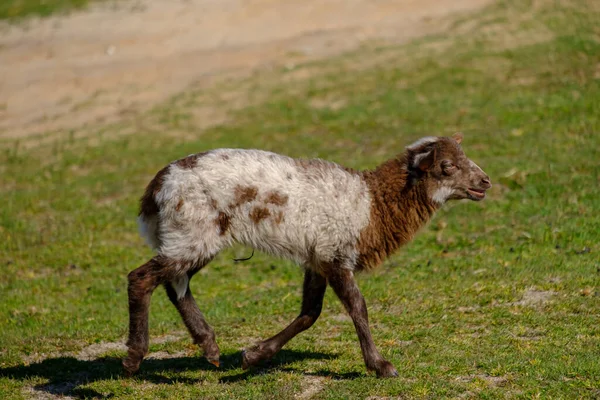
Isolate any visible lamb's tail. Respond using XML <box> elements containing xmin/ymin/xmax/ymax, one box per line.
<box><xmin>138</xmin><ymin>214</ymin><xmax>160</xmax><ymax>249</ymax></box>
<box><xmin>137</xmin><ymin>165</ymin><xmax>170</xmax><ymax>250</ymax></box>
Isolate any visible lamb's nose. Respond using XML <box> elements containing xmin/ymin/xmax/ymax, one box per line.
<box><xmin>481</xmin><ymin>176</ymin><xmax>492</xmax><ymax>188</ymax></box>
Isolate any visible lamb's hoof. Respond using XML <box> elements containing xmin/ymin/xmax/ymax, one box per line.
<box><xmin>207</xmin><ymin>357</ymin><xmax>220</xmax><ymax>368</ymax></box>
<box><xmin>241</xmin><ymin>350</ymin><xmax>251</xmax><ymax>370</ymax></box>
<box><xmin>241</xmin><ymin>347</ymin><xmax>262</xmax><ymax>370</ymax></box>
<box><xmin>122</xmin><ymin>350</ymin><xmax>144</xmax><ymax>376</ymax></box>
<box><xmin>373</xmin><ymin>360</ymin><xmax>398</xmax><ymax>378</ymax></box>
<box><xmin>202</xmin><ymin>341</ymin><xmax>220</xmax><ymax>368</ymax></box>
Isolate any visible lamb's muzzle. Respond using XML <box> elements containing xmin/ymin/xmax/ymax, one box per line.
<box><xmin>124</xmin><ymin>134</ymin><xmax>490</xmax><ymax>378</ymax></box>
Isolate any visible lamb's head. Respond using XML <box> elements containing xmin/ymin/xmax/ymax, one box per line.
<box><xmin>406</xmin><ymin>133</ymin><xmax>491</xmax><ymax>205</ymax></box>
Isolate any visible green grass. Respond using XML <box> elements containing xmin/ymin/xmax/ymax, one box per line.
<box><xmin>0</xmin><ymin>0</ymin><xmax>100</xmax><ymax>20</ymax></box>
<box><xmin>1</xmin><ymin>0</ymin><xmax>599</xmax><ymax>398</ymax></box>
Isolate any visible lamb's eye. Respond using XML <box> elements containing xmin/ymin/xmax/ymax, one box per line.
<box><xmin>441</xmin><ymin>160</ymin><xmax>457</xmax><ymax>175</ymax></box>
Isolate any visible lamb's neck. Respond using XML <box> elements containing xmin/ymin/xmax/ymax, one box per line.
<box><xmin>356</xmin><ymin>156</ymin><xmax>438</xmax><ymax>270</ymax></box>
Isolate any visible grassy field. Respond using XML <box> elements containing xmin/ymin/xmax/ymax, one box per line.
<box><xmin>1</xmin><ymin>0</ymin><xmax>599</xmax><ymax>398</ymax></box>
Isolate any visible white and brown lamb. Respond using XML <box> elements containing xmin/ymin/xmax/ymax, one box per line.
<box><xmin>123</xmin><ymin>133</ymin><xmax>491</xmax><ymax>378</ymax></box>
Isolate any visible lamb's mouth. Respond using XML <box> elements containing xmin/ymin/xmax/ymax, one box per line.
<box><xmin>467</xmin><ymin>188</ymin><xmax>486</xmax><ymax>200</ymax></box>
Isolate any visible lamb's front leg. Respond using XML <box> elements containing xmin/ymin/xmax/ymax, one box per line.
<box><xmin>328</xmin><ymin>268</ymin><xmax>398</xmax><ymax>378</ymax></box>
<box><xmin>242</xmin><ymin>269</ymin><xmax>327</xmax><ymax>369</ymax></box>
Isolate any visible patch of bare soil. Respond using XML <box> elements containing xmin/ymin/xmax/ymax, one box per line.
<box><xmin>295</xmin><ymin>375</ymin><xmax>327</xmax><ymax>400</ymax></box>
<box><xmin>75</xmin><ymin>341</ymin><xmax>127</xmax><ymax>361</ymax></box>
<box><xmin>456</xmin><ymin>374</ymin><xmax>508</xmax><ymax>387</ymax></box>
<box><xmin>21</xmin><ymin>331</ymin><xmax>189</xmax><ymax>399</ymax></box>
<box><xmin>22</xmin><ymin>330</ymin><xmax>187</xmax><ymax>364</ymax></box>
<box><xmin>0</xmin><ymin>0</ymin><xmax>492</xmax><ymax>141</ymax></box>
<box><xmin>511</xmin><ymin>288</ymin><xmax>555</xmax><ymax>307</ymax></box>
<box><xmin>146</xmin><ymin>350</ymin><xmax>188</xmax><ymax>360</ymax></box>
<box><xmin>25</xmin><ymin>383</ymin><xmax>77</xmax><ymax>400</ymax></box>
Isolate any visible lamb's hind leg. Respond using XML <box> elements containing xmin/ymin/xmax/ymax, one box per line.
<box><xmin>123</xmin><ymin>257</ymin><xmax>169</xmax><ymax>375</ymax></box>
<box><xmin>242</xmin><ymin>269</ymin><xmax>327</xmax><ymax>369</ymax></box>
<box><xmin>164</xmin><ymin>264</ymin><xmax>220</xmax><ymax>367</ymax></box>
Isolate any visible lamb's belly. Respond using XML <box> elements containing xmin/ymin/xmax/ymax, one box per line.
<box><xmin>232</xmin><ymin>210</ymin><xmax>361</xmax><ymax>266</ymax></box>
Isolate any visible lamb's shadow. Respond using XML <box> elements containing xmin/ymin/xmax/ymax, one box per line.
<box><xmin>218</xmin><ymin>350</ymin><xmax>342</xmax><ymax>383</ymax></box>
<box><xmin>0</xmin><ymin>349</ymin><xmax>338</xmax><ymax>399</ymax></box>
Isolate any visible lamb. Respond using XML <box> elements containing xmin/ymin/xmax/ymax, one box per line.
<box><xmin>123</xmin><ymin>133</ymin><xmax>491</xmax><ymax>378</ymax></box>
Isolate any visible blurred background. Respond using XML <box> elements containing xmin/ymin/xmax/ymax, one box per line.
<box><xmin>1</xmin><ymin>0</ymin><xmax>598</xmax><ymax>399</ymax></box>
<box><xmin>0</xmin><ymin>0</ymin><xmax>491</xmax><ymax>140</ymax></box>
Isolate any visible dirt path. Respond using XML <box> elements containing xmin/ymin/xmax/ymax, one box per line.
<box><xmin>0</xmin><ymin>0</ymin><xmax>492</xmax><ymax>140</ymax></box>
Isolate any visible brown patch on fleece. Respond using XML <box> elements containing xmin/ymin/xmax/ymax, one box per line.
<box><xmin>273</xmin><ymin>210</ymin><xmax>285</xmax><ymax>224</ymax></box>
<box><xmin>139</xmin><ymin>164</ymin><xmax>171</xmax><ymax>217</ymax></box>
<box><xmin>140</xmin><ymin>152</ymin><xmax>209</xmax><ymax>217</ymax></box>
<box><xmin>356</xmin><ymin>155</ymin><xmax>437</xmax><ymax>271</ymax></box>
<box><xmin>249</xmin><ymin>207</ymin><xmax>271</xmax><ymax>224</ymax></box>
<box><xmin>215</xmin><ymin>212</ymin><xmax>230</xmax><ymax>235</ymax></box>
<box><xmin>264</xmin><ymin>191</ymin><xmax>289</xmax><ymax>206</ymax></box>
<box><xmin>231</xmin><ymin>185</ymin><xmax>258</xmax><ymax>208</ymax></box>
<box><xmin>175</xmin><ymin>151</ymin><xmax>207</xmax><ymax>169</ymax></box>
<box><xmin>175</xmin><ymin>198</ymin><xmax>184</xmax><ymax>212</ymax></box>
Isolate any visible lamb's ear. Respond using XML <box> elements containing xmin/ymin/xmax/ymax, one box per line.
<box><xmin>413</xmin><ymin>148</ymin><xmax>436</xmax><ymax>171</ymax></box>
<box><xmin>406</xmin><ymin>136</ymin><xmax>438</xmax><ymax>151</ymax></box>
<box><xmin>452</xmin><ymin>132</ymin><xmax>463</xmax><ymax>144</ymax></box>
